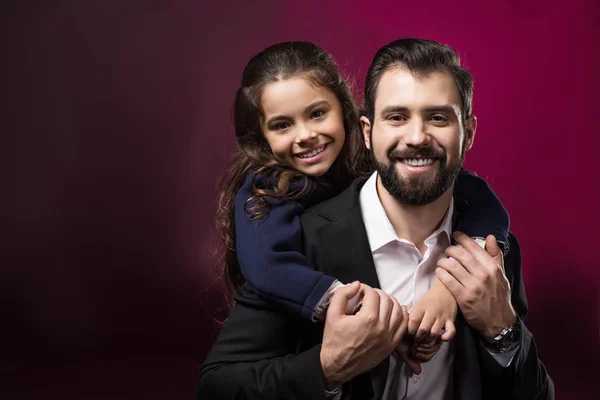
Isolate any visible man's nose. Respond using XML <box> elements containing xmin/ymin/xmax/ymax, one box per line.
<box><xmin>403</xmin><ymin>119</ymin><xmax>429</xmax><ymax>147</ymax></box>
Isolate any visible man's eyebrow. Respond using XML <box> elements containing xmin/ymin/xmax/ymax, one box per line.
<box><xmin>424</xmin><ymin>105</ymin><xmax>457</xmax><ymax>114</ymax></box>
<box><xmin>379</xmin><ymin>105</ymin><xmax>458</xmax><ymax>115</ymax></box>
<box><xmin>380</xmin><ymin>106</ymin><xmax>409</xmax><ymax>115</ymax></box>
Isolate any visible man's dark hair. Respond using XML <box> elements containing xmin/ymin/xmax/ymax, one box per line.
<box><xmin>364</xmin><ymin>38</ymin><xmax>474</xmax><ymax>124</ymax></box>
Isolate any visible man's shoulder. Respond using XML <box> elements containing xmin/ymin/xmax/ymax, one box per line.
<box><xmin>300</xmin><ymin>177</ymin><xmax>368</xmax><ymax>231</ymax></box>
<box><xmin>298</xmin><ymin>197</ymin><xmax>337</xmax><ymax>239</ymax></box>
<box><xmin>300</xmin><ymin>198</ymin><xmax>330</xmax><ymax>225</ymax></box>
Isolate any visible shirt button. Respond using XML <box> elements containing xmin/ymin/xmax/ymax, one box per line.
<box><xmin>412</xmin><ymin>375</ymin><xmax>419</xmax><ymax>384</ymax></box>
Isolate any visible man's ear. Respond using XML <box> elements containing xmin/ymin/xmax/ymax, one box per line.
<box><xmin>465</xmin><ymin>115</ymin><xmax>477</xmax><ymax>151</ymax></box>
<box><xmin>360</xmin><ymin>116</ymin><xmax>372</xmax><ymax>150</ymax></box>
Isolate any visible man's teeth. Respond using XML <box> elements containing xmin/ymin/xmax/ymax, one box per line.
<box><xmin>298</xmin><ymin>146</ymin><xmax>325</xmax><ymax>159</ymax></box>
<box><xmin>401</xmin><ymin>158</ymin><xmax>434</xmax><ymax>166</ymax></box>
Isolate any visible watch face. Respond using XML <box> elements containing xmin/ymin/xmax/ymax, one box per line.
<box><xmin>507</xmin><ymin>329</ymin><xmax>520</xmax><ymax>342</ymax></box>
<box><xmin>500</xmin><ymin>327</ymin><xmax>521</xmax><ymax>350</ymax></box>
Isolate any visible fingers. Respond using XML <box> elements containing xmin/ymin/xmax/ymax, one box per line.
<box><xmin>453</xmin><ymin>232</ymin><xmax>502</xmax><ymax>274</ymax></box>
<box><xmin>452</xmin><ymin>231</ymin><xmax>487</xmax><ymax>258</ymax></box>
<box><xmin>436</xmin><ymin>258</ymin><xmax>472</xmax><ymax>287</ymax></box>
<box><xmin>394</xmin><ymin>340</ymin><xmax>419</xmax><ymax>374</ymax></box>
<box><xmin>392</xmin><ymin>305</ymin><xmax>409</xmax><ymax>345</ymax></box>
<box><xmin>440</xmin><ymin>320</ymin><xmax>456</xmax><ymax>341</ymax></box>
<box><xmin>435</xmin><ymin>266</ymin><xmax>464</xmax><ymax>302</ymax></box>
<box><xmin>407</xmin><ymin>306</ymin><xmax>424</xmax><ymax>337</ymax></box>
<box><xmin>430</xmin><ymin>318</ymin><xmax>445</xmax><ymax>338</ymax></box>
<box><xmin>345</xmin><ymin>288</ymin><xmax>364</xmax><ymax>315</ymax></box>
<box><xmin>414</xmin><ymin>349</ymin><xmax>437</xmax><ymax>362</ymax></box>
<box><xmin>388</xmin><ymin>295</ymin><xmax>403</xmax><ymax>332</ymax></box>
<box><xmin>415</xmin><ymin>313</ymin><xmax>435</xmax><ymax>341</ymax></box>
<box><xmin>395</xmin><ymin>332</ymin><xmax>422</xmax><ymax>375</ymax></box>
<box><xmin>328</xmin><ymin>281</ymin><xmax>361</xmax><ymax>318</ymax></box>
<box><xmin>445</xmin><ymin>244</ymin><xmax>478</xmax><ymax>275</ymax></box>
<box><xmin>414</xmin><ymin>337</ymin><xmax>442</xmax><ymax>362</ymax></box>
<box><xmin>356</xmin><ymin>284</ymin><xmax>380</xmax><ymax>319</ymax></box>
<box><xmin>405</xmin><ymin>358</ymin><xmax>422</xmax><ymax>375</ymax></box>
<box><xmin>375</xmin><ymin>289</ymin><xmax>394</xmax><ymax>329</ymax></box>
<box><xmin>416</xmin><ymin>337</ymin><xmax>439</xmax><ymax>351</ymax></box>
<box><xmin>485</xmin><ymin>234</ymin><xmax>505</xmax><ymax>271</ymax></box>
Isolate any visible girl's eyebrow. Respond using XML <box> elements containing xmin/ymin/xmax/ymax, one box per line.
<box><xmin>265</xmin><ymin>100</ymin><xmax>330</xmax><ymax>125</ymax></box>
<box><xmin>304</xmin><ymin>100</ymin><xmax>329</xmax><ymax>111</ymax></box>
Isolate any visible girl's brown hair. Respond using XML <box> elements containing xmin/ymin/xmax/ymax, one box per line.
<box><xmin>215</xmin><ymin>41</ymin><xmax>370</xmax><ymax>298</ymax></box>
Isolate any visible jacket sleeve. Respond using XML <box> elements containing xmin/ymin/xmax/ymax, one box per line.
<box><xmin>196</xmin><ymin>284</ymin><xmax>328</xmax><ymax>400</ymax></box>
<box><xmin>477</xmin><ymin>233</ymin><xmax>554</xmax><ymax>399</ymax></box>
<box><xmin>234</xmin><ymin>175</ymin><xmax>336</xmax><ymax>319</ymax></box>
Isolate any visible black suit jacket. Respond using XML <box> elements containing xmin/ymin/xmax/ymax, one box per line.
<box><xmin>198</xmin><ymin>178</ymin><xmax>554</xmax><ymax>399</ymax></box>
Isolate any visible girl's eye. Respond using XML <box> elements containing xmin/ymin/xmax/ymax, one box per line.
<box><xmin>273</xmin><ymin>122</ymin><xmax>291</xmax><ymax>131</ymax></box>
<box><xmin>311</xmin><ymin>110</ymin><xmax>326</xmax><ymax>119</ymax></box>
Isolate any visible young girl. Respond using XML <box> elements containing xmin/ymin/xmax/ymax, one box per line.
<box><xmin>215</xmin><ymin>42</ymin><xmax>509</xmax><ymax>345</ymax></box>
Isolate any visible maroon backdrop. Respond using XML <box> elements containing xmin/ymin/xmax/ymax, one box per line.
<box><xmin>3</xmin><ymin>0</ymin><xmax>599</xmax><ymax>398</ymax></box>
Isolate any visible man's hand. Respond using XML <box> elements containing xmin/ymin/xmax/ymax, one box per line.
<box><xmin>320</xmin><ymin>282</ymin><xmax>408</xmax><ymax>389</ymax></box>
<box><xmin>436</xmin><ymin>232</ymin><xmax>517</xmax><ymax>338</ymax></box>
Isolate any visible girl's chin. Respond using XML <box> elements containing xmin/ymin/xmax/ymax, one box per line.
<box><xmin>298</xmin><ymin>165</ymin><xmax>329</xmax><ymax>178</ymax></box>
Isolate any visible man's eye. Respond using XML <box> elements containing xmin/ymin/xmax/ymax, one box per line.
<box><xmin>273</xmin><ymin>122</ymin><xmax>291</xmax><ymax>130</ymax></box>
<box><xmin>311</xmin><ymin>110</ymin><xmax>326</xmax><ymax>119</ymax></box>
<box><xmin>430</xmin><ymin>115</ymin><xmax>448</xmax><ymax>123</ymax></box>
<box><xmin>388</xmin><ymin>115</ymin><xmax>406</xmax><ymax>122</ymax></box>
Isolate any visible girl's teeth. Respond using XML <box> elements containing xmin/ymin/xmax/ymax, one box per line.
<box><xmin>299</xmin><ymin>146</ymin><xmax>325</xmax><ymax>158</ymax></box>
<box><xmin>402</xmin><ymin>158</ymin><xmax>434</xmax><ymax>166</ymax></box>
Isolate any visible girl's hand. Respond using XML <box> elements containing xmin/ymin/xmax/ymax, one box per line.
<box><xmin>408</xmin><ymin>279</ymin><xmax>457</xmax><ymax>342</ymax></box>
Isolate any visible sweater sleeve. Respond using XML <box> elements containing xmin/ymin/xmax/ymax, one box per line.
<box><xmin>234</xmin><ymin>174</ymin><xmax>337</xmax><ymax>320</ymax></box>
<box><xmin>454</xmin><ymin>168</ymin><xmax>510</xmax><ymax>253</ymax></box>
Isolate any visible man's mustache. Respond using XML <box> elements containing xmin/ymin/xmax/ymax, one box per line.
<box><xmin>388</xmin><ymin>147</ymin><xmax>445</xmax><ymax>160</ymax></box>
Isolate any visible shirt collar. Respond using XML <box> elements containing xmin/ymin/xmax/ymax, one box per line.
<box><xmin>359</xmin><ymin>171</ymin><xmax>454</xmax><ymax>253</ymax></box>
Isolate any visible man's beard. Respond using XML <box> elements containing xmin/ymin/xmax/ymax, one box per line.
<box><xmin>369</xmin><ymin>132</ymin><xmax>464</xmax><ymax>206</ymax></box>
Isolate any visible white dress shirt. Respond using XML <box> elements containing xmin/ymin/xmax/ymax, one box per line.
<box><xmin>360</xmin><ymin>171</ymin><xmax>454</xmax><ymax>400</ymax></box>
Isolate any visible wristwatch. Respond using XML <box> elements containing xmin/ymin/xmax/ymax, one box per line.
<box><xmin>482</xmin><ymin>321</ymin><xmax>521</xmax><ymax>353</ymax></box>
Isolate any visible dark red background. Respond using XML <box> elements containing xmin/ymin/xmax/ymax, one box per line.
<box><xmin>3</xmin><ymin>1</ymin><xmax>599</xmax><ymax>398</ymax></box>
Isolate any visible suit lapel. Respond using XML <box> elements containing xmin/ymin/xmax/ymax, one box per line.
<box><xmin>317</xmin><ymin>212</ymin><xmax>381</xmax><ymax>289</ymax></box>
<box><xmin>314</xmin><ymin>178</ymin><xmax>388</xmax><ymax>399</ymax></box>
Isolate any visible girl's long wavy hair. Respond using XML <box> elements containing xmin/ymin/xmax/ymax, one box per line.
<box><xmin>215</xmin><ymin>42</ymin><xmax>371</xmax><ymax>302</ymax></box>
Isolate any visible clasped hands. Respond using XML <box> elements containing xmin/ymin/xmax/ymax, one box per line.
<box><xmin>398</xmin><ymin>232</ymin><xmax>517</xmax><ymax>372</ymax></box>
<box><xmin>320</xmin><ymin>234</ymin><xmax>516</xmax><ymax>389</ymax></box>
<box><xmin>320</xmin><ymin>281</ymin><xmax>448</xmax><ymax>389</ymax></box>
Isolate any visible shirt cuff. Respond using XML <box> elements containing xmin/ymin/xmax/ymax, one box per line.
<box><xmin>325</xmin><ymin>386</ymin><xmax>342</xmax><ymax>400</ymax></box>
<box><xmin>312</xmin><ymin>280</ymin><xmax>363</xmax><ymax>321</ymax></box>
<box><xmin>484</xmin><ymin>342</ymin><xmax>520</xmax><ymax>367</ymax></box>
